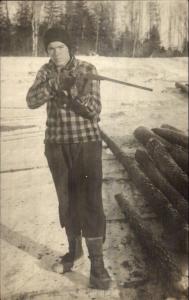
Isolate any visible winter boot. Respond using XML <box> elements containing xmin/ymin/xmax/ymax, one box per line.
<box><xmin>53</xmin><ymin>235</ymin><xmax>83</xmax><ymax>274</ymax></box>
<box><xmin>86</xmin><ymin>237</ymin><xmax>111</xmax><ymax>290</ymax></box>
<box><xmin>61</xmin><ymin>235</ymin><xmax>84</xmax><ymax>273</ymax></box>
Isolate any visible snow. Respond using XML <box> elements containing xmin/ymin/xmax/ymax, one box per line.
<box><xmin>0</xmin><ymin>56</ymin><xmax>188</xmax><ymax>299</ymax></box>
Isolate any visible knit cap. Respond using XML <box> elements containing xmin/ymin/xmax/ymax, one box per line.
<box><xmin>43</xmin><ymin>27</ymin><xmax>72</xmax><ymax>53</ymax></box>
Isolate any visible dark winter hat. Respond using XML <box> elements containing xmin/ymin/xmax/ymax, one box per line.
<box><xmin>43</xmin><ymin>27</ymin><xmax>72</xmax><ymax>53</ymax></box>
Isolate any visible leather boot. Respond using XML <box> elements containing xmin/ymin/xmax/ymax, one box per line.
<box><xmin>61</xmin><ymin>235</ymin><xmax>84</xmax><ymax>273</ymax></box>
<box><xmin>86</xmin><ymin>237</ymin><xmax>111</xmax><ymax>290</ymax></box>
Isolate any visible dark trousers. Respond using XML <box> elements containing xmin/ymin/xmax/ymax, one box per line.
<box><xmin>45</xmin><ymin>141</ymin><xmax>106</xmax><ymax>238</ymax></box>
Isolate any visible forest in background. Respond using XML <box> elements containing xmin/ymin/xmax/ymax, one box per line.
<box><xmin>0</xmin><ymin>0</ymin><xmax>188</xmax><ymax>57</ymax></box>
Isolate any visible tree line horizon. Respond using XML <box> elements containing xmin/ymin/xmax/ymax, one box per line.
<box><xmin>0</xmin><ymin>1</ymin><xmax>188</xmax><ymax>57</ymax></box>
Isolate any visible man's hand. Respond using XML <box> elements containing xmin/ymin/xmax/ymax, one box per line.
<box><xmin>46</xmin><ymin>69</ymin><xmax>74</xmax><ymax>107</ymax></box>
<box><xmin>46</xmin><ymin>69</ymin><xmax>59</xmax><ymax>93</ymax></box>
<box><xmin>56</xmin><ymin>90</ymin><xmax>70</xmax><ymax>108</ymax></box>
<box><xmin>70</xmin><ymin>97</ymin><xmax>96</xmax><ymax>119</ymax></box>
<box><xmin>58</xmin><ymin>70</ymin><xmax>76</xmax><ymax>91</ymax></box>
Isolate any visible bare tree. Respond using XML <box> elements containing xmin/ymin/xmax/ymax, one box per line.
<box><xmin>93</xmin><ymin>3</ymin><xmax>102</xmax><ymax>54</ymax></box>
<box><xmin>32</xmin><ymin>1</ymin><xmax>42</xmax><ymax>56</ymax></box>
<box><xmin>0</xmin><ymin>1</ymin><xmax>11</xmax><ymax>55</ymax></box>
<box><xmin>132</xmin><ymin>3</ymin><xmax>140</xmax><ymax>57</ymax></box>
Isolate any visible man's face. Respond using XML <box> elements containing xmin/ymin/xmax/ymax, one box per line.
<box><xmin>47</xmin><ymin>41</ymin><xmax>70</xmax><ymax>67</ymax></box>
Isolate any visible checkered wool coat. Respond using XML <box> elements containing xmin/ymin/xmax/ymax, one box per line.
<box><xmin>26</xmin><ymin>57</ymin><xmax>102</xmax><ymax>144</ymax></box>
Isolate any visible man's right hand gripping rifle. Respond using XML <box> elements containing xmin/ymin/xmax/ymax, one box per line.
<box><xmin>49</xmin><ymin>69</ymin><xmax>98</xmax><ymax>119</ymax></box>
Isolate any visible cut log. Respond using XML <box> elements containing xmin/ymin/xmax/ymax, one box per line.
<box><xmin>146</xmin><ymin>138</ymin><xmax>188</xmax><ymax>200</ymax></box>
<box><xmin>167</xmin><ymin>144</ymin><xmax>188</xmax><ymax>175</ymax></box>
<box><xmin>134</xmin><ymin>126</ymin><xmax>188</xmax><ymax>174</ymax></box>
<box><xmin>115</xmin><ymin>193</ymin><xmax>182</xmax><ymax>283</ymax></box>
<box><xmin>135</xmin><ymin>149</ymin><xmax>188</xmax><ymax>222</ymax></box>
<box><xmin>175</xmin><ymin>82</ymin><xmax>189</xmax><ymax>93</ymax></box>
<box><xmin>101</xmin><ymin>130</ymin><xmax>184</xmax><ymax>231</ymax></box>
<box><xmin>134</xmin><ymin>126</ymin><xmax>155</xmax><ymax>146</ymax></box>
<box><xmin>161</xmin><ymin>124</ymin><xmax>184</xmax><ymax>134</ymax></box>
<box><xmin>152</xmin><ymin>128</ymin><xmax>188</xmax><ymax>149</ymax></box>
<box><xmin>134</xmin><ymin>126</ymin><xmax>170</xmax><ymax>147</ymax></box>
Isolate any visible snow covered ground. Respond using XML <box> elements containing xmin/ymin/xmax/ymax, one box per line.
<box><xmin>0</xmin><ymin>56</ymin><xmax>188</xmax><ymax>300</ymax></box>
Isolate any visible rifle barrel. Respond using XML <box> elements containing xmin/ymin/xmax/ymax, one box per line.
<box><xmin>87</xmin><ymin>73</ymin><xmax>153</xmax><ymax>92</ymax></box>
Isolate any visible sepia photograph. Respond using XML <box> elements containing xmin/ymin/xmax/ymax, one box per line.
<box><xmin>0</xmin><ymin>1</ymin><xmax>188</xmax><ymax>299</ymax></box>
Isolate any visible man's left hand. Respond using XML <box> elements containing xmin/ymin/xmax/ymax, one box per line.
<box><xmin>56</xmin><ymin>90</ymin><xmax>70</xmax><ymax>108</ymax></box>
<box><xmin>58</xmin><ymin>70</ymin><xmax>76</xmax><ymax>91</ymax></box>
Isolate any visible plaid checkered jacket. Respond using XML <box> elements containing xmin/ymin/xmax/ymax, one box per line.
<box><xmin>26</xmin><ymin>57</ymin><xmax>102</xmax><ymax>144</ymax></box>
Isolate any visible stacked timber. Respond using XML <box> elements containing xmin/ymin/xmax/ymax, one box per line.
<box><xmin>166</xmin><ymin>143</ymin><xmax>188</xmax><ymax>175</ymax></box>
<box><xmin>134</xmin><ymin>126</ymin><xmax>170</xmax><ymax>147</ymax></box>
<box><xmin>134</xmin><ymin>126</ymin><xmax>188</xmax><ymax>175</ymax></box>
<box><xmin>115</xmin><ymin>193</ymin><xmax>182</xmax><ymax>284</ymax></box>
<box><xmin>152</xmin><ymin>127</ymin><xmax>188</xmax><ymax>149</ymax></box>
<box><xmin>135</xmin><ymin>149</ymin><xmax>188</xmax><ymax>222</ymax></box>
<box><xmin>101</xmin><ymin>125</ymin><xmax>188</xmax><ymax>237</ymax></box>
<box><xmin>101</xmin><ymin>126</ymin><xmax>188</xmax><ymax>294</ymax></box>
<box><xmin>134</xmin><ymin>125</ymin><xmax>188</xmax><ymax>199</ymax></box>
<box><xmin>134</xmin><ymin>124</ymin><xmax>188</xmax><ymax>249</ymax></box>
<box><xmin>101</xmin><ymin>130</ymin><xmax>186</xmax><ymax>232</ymax></box>
<box><xmin>146</xmin><ymin>138</ymin><xmax>188</xmax><ymax>200</ymax></box>
<box><xmin>161</xmin><ymin>124</ymin><xmax>185</xmax><ymax>133</ymax></box>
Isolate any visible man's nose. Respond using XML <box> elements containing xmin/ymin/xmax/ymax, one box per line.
<box><xmin>54</xmin><ymin>48</ymin><xmax>61</xmax><ymax>55</ymax></box>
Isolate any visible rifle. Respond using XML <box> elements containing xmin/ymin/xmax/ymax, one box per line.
<box><xmin>85</xmin><ymin>73</ymin><xmax>153</xmax><ymax>92</ymax></box>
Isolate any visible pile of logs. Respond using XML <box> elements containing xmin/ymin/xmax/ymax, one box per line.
<box><xmin>134</xmin><ymin>125</ymin><xmax>188</xmax><ymax>201</ymax></box>
<box><xmin>115</xmin><ymin>193</ymin><xmax>181</xmax><ymax>283</ymax></box>
<box><xmin>101</xmin><ymin>124</ymin><xmax>188</xmax><ymax>292</ymax></box>
<box><xmin>134</xmin><ymin>125</ymin><xmax>188</xmax><ymax>220</ymax></box>
<box><xmin>101</xmin><ymin>126</ymin><xmax>188</xmax><ymax>233</ymax></box>
<box><xmin>175</xmin><ymin>82</ymin><xmax>189</xmax><ymax>94</ymax></box>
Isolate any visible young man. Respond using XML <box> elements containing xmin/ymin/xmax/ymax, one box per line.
<box><xmin>26</xmin><ymin>27</ymin><xmax>111</xmax><ymax>290</ymax></box>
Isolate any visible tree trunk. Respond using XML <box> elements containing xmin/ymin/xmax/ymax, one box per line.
<box><xmin>95</xmin><ymin>20</ymin><xmax>99</xmax><ymax>54</ymax></box>
<box><xmin>32</xmin><ymin>1</ymin><xmax>42</xmax><ymax>56</ymax></box>
<box><xmin>161</xmin><ymin>124</ymin><xmax>185</xmax><ymax>133</ymax></box>
<box><xmin>81</xmin><ymin>17</ymin><xmax>85</xmax><ymax>40</ymax></box>
<box><xmin>168</xmin><ymin>145</ymin><xmax>188</xmax><ymax>175</ymax></box>
<box><xmin>135</xmin><ymin>149</ymin><xmax>188</xmax><ymax>222</ymax></box>
<box><xmin>152</xmin><ymin>127</ymin><xmax>188</xmax><ymax>149</ymax></box>
<box><xmin>5</xmin><ymin>1</ymin><xmax>11</xmax><ymax>54</ymax></box>
<box><xmin>147</xmin><ymin>138</ymin><xmax>188</xmax><ymax>200</ymax></box>
<box><xmin>32</xmin><ymin>22</ymin><xmax>38</xmax><ymax>56</ymax></box>
<box><xmin>132</xmin><ymin>4</ymin><xmax>140</xmax><ymax>57</ymax></box>
<box><xmin>134</xmin><ymin>126</ymin><xmax>170</xmax><ymax>147</ymax></box>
